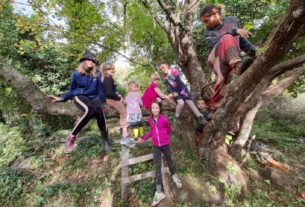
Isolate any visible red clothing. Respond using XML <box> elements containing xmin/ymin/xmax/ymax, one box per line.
<box><xmin>142</xmin><ymin>82</ymin><xmax>159</xmax><ymax>109</ymax></box>
<box><xmin>142</xmin><ymin>114</ymin><xmax>172</xmax><ymax>147</ymax></box>
<box><xmin>208</xmin><ymin>34</ymin><xmax>240</xmax><ymax>109</ymax></box>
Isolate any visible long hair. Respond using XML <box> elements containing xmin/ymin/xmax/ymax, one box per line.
<box><xmin>101</xmin><ymin>63</ymin><xmax>115</xmax><ymax>81</ymax></box>
<box><xmin>127</xmin><ymin>80</ymin><xmax>139</xmax><ymax>92</ymax></box>
<box><xmin>200</xmin><ymin>4</ymin><xmax>225</xmax><ymax>18</ymax></box>
<box><xmin>150</xmin><ymin>73</ymin><xmax>161</xmax><ymax>82</ymax></box>
<box><xmin>150</xmin><ymin>101</ymin><xmax>162</xmax><ymax>115</ymax></box>
<box><xmin>76</xmin><ymin>61</ymin><xmax>97</xmax><ymax>77</ymax></box>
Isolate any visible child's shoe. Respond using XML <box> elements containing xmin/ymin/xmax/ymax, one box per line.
<box><xmin>103</xmin><ymin>139</ymin><xmax>112</xmax><ymax>153</ymax></box>
<box><xmin>172</xmin><ymin>174</ymin><xmax>182</xmax><ymax>188</ymax></box>
<box><xmin>65</xmin><ymin>134</ymin><xmax>76</xmax><ymax>153</ymax></box>
<box><xmin>133</xmin><ymin>128</ymin><xmax>139</xmax><ymax>138</ymax></box>
<box><xmin>139</xmin><ymin>126</ymin><xmax>144</xmax><ymax>137</ymax></box>
<box><xmin>237</xmin><ymin>56</ymin><xmax>254</xmax><ymax>75</ymax></box>
<box><xmin>151</xmin><ymin>191</ymin><xmax>165</xmax><ymax>206</ymax></box>
<box><xmin>120</xmin><ymin>137</ymin><xmax>135</xmax><ymax>148</ymax></box>
<box><xmin>197</xmin><ymin>115</ymin><xmax>209</xmax><ymax>128</ymax></box>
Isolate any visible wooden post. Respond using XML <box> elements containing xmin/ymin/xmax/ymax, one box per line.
<box><xmin>121</xmin><ymin>145</ymin><xmax>130</xmax><ymax>201</ymax></box>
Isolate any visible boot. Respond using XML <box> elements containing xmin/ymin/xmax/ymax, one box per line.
<box><xmin>103</xmin><ymin>139</ymin><xmax>112</xmax><ymax>153</ymax></box>
<box><xmin>102</xmin><ymin>130</ymin><xmax>112</xmax><ymax>153</ymax></box>
<box><xmin>237</xmin><ymin>56</ymin><xmax>254</xmax><ymax>75</ymax></box>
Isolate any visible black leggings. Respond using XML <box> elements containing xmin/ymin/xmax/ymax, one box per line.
<box><xmin>154</xmin><ymin>144</ymin><xmax>176</xmax><ymax>186</ymax></box>
<box><xmin>71</xmin><ymin>95</ymin><xmax>107</xmax><ymax>138</ymax></box>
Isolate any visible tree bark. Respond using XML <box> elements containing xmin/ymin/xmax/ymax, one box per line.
<box><xmin>229</xmin><ymin>67</ymin><xmax>305</xmax><ymax>160</ymax></box>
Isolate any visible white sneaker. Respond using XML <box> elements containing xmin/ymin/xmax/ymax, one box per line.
<box><xmin>120</xmin><ymin>137</ymin><xmax>135</xmax><ymax>148</ymax></box>
<box><xmin>172</xmin><ymin>174</ymin><xmax>182</xmax><ymax>188</ymax></box>
<box><xmin>151</xmin><ymin>191</ymin><xmax>165</xmax><ymax>206</ymax></box>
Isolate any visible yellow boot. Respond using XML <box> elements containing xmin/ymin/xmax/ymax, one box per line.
<box><xmin>133</xmin><ymin>128</ymin><xmax>139</xmax><ymax>139</ymax></box>
<box><xmin>139</xmin><ymin>126</ymin><xmax>144</xmax><ymax>137</ymax></box>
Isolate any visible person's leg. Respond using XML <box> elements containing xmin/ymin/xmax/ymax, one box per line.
<box><xmin>153</xmin><ymin>146</ymin><xmax>163</xmax><ymax>190</ymax></box>
<box><xmin>71</xmin><ymin>95</ymin><xmax>95</xmax><ymax>135</ymax></box>
<box><xmin>66</xmin><ymin>95</ymin><xmax>94</xmax><ymax>153</ymax></box>
<box><xmin>92</xmin><ymin>100</ymin><xmax>111</xmax><ymax>152</ymax></box>
<box><xmin>208</xmin><ymin>34</ymin><xmax>241</xmax><ymax>111</ymax></box>
<box><xmin>161</xmin><ymin>144</ymin><xmax>176</xmax><ymax>175</ymax></box>
<box><xmin>162</xmin><ymin>144</ymin><xmax>182</xmax><ymax>188</ymax></box>
<box><xmin>175</xmin><ymin>99</ymin><xmax>184</xmax><ymax>118</ymax></box>
<box><xmin>106</xmin><ymin>99</ymin><xmax>128</xmax><ymax>137</ymax></box>
<box><xmin>185</xmin><ymin>100</ymin><xmax>202</xmax><ymax>117</ymax></box>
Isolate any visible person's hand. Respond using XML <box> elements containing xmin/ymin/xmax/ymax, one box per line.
<box><xmin>118</xmin><ymin>94</ymin><xmax>124</xmax><ymax>102</ymax></box>
<box><xmin>236</xmin><ymin>28</ymin><xmax>252</xmax><ymax>39</ymax></box>
<box><xmin>164</xmin><ymin>95</ymin><xmax>170</xmax><ymax>100</ymax></box>
<box><xmin>48</xmin><ymin>95</ymin><xmax>62</xmax><ymax>102</ymax></box>
<box><xmin>168</xmin><ymin>93</ymin><xmax>174</xmax><ymax>98</ymax></box>
<box><xmin>138</xmin><ymin>138</ymin><xmax>144</xmax><ymax>143</ymax></box>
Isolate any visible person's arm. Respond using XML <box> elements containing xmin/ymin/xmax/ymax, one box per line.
<box><xmin>97</xmin><ymin>72</ymin><xmax>106</xmax><ymax>102</ymax></box>
<box><xmin>165</xmin><ymin>116</ymin><xmax>172</xmax><ymax>134</ymax></box>
<box><xmin>229</xmin><ymin>16</ymin><xmax>252</xmax><ymax>39</ymax></box>
<box><xmin>141</xmin><ymin>128</ymin><xmax>152</xmax><ymax>141</ymax></box>
<box><xmin>205</xmin><ymin>29</ymin><xmax>221</xmax><ymax>50</ymax></box>
<box><xmin>154</xmin><ymin>87</ymin><xmax>167</xmax><ymax>99</ymax></box>
<box><xmin>103</xmin><ymin>76</ymin><xmax>121</xmax><ymax>100</ymax></box>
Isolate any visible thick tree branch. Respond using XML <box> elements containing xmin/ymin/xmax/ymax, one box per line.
<box><xmin>269</xmin><ymin>53</ymin><xmax>305</xmax><ymax>75</ymax></box>
<box><xmin>263</xmin><ymin>67</ymin><xmax>305</xmax><ymax>99</ymax></box>
<box><xmin>156</xmin><ymin>0</ymin><xmax>179</xmax><ymax>25</ymax></box>
<box><xmin>0</xmin><ymin>60</ymin><xmax>176</xmax><ymax>118</ymax></box>
<box><xmin>229</xmin><ymin>67</ymin><xmax>305</xmax><ymax>159</ymax></box>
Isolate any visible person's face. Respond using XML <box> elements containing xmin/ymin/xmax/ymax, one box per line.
<box><xmin>200</xmin><ymin>9</ymin><xmax>222</xmax><ymax>29</ymax></box>
<box><xmin>151</xmin><ymin>103</ymin><xmax>161</xmax><ymax>117</ymax></box>
<box><xmin>84</xmin><ymin>60</ymin><xmax>95</xmax><ymax>71</ymax></box>
<box><xmin>130</xmin><ymin>83</ymin><xmax>138</xmax><ymax>92</ymax></box>
<box><xmin>105</xmin><ymin>65</ymin><xmax>115</xmax><ymax>76</ymax></box>
<box><xmin>159</xmin><ymin>64</ymin><xmax>169</xmax><ymax>74</ymax></box>
<box><xmin>197</xmin><ymin>100</ymin><xmax>207</xmax><ymax>110</ymax></box>
<box><xmin>153</xmin><ymin>77</ymin><xmax>160</xmax><ymax>85</ymax></box>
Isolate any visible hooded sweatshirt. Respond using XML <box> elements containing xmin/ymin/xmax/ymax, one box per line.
<box><xmin>142</xmin><ymin>114</ymin><xmax>172</xmax><ymax>147</ymax></box>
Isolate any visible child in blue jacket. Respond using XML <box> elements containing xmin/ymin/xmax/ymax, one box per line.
<box><xmin>49</xmin><ymin>51</ymin><xmax>111</xmax><ymax>153</ymax></box>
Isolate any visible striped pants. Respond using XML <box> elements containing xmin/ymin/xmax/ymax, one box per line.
<box><xmin>71</xmin><ymin>95</ymin><xmax>107</xmax><ymax>137</ymax></box>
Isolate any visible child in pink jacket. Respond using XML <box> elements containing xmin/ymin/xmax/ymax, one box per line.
<box><xmin>139</xmin><ymin>101</ymin><xmax>182</xmax><ymax>206</ymax></box>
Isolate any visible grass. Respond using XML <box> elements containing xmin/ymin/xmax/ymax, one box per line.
<box><xmin>1</xmin><ymin>110</ymin><xmax>305</xmax><ymax>206</ymax></box>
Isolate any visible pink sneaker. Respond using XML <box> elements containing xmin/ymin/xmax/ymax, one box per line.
<box><xmin>65</xmin><ymin>134</ymin><xmax>76</xmax><ymax>153</ymax></box>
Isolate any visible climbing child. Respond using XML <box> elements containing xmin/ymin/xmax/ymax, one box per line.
<box><xmin>195</xmin><ymin>97</ymin><xmax>210</xmax><ymax>135</ymax></box>
<box><xmin>200</xmin><ymin>4</ymin><xmax>256</xmax><ymax>111</ymax></box>
<box><xmin>142</xmin><ymin>73</ymin><xmax>170</xmax><ymax>109</ymax></box>
<box><xmin>124</xmin><ymin>80</ymin><xmax>144</xmax><ymax>139</ymax></box>
<box><xmin>101</xmin><ymin>63</ymin><xmax>135</xmax><ymax>148</ymax></box>
<box><xmin>48</xmin><ymin>51</ymin><xmax>111</xmax><ymax>153</ymax></box>
<box><xmin>158</xmin><ymin>63</ymin><xmax>207</xmax><ymax>126</ymax></box>
<box><xmin>139</xmin><ymin>101</ymin><xmax>182</xmax><ymax>206</ymax></box>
